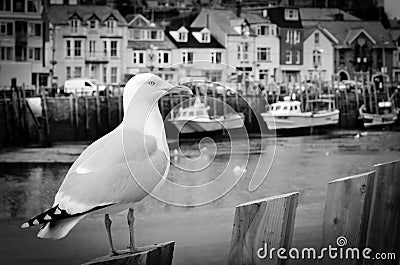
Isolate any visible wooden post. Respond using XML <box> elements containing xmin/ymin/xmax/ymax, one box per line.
<box><xmin>75</xmin><ymin>94</ymin><xmax>79</xmax><ymax>139</ymax></box>
<box><xmin>212</xmin><ymin>84</ymin><xmax>217</xmax><ymax>117</ymax></box>
<box><xmin>305</xmin><ymin>76</ymin><xmax>309</xmax><ymax>112</ymax></box>
<box><xmin>82</xmin><ymin>241</ymin><xmax>175</xmax><ymax>265</ymax></box>
<box><xmin>69</xmin><ymin>96</ymin><xmax>75</xmax><ymax>141</ymax></box>
<box><xmin>118</xmin><ymin>95</ymin><xmax>123</xmax><ymax>122</ymax></box>
<box><xmin>367</xmin><ymin>72</ymin><xmax>373</xmax><ymax>112</ymax></box>
<box><xmin>321</xmin><ymin>172</ymin><xmax>375</xmax><ymax>265</ymax></box>
<box><xmin>361</xmin><ymin>72</ymin><xmax>366</xmax><ymax>108</ymax></box>
<box><xmin>96</xmin><ymin>85</ymin><xmax>101</xmax><ymax>134</ymax></box>
<box><xmin>84</xmin><ymin>96</ymin><xmax>89</xmax><ymax>133</ymax></box>
<box><xmin>228</xmin><ymin>192</ymin><xmax>299</xmax><ymax>265</ymax></box>
<box><xmin>354</xmin><ymin>73</ymin><xmax>359</xmax><ymax>111</ymax></box>
<box><xmin>41</xmin><ymin>90</ymin><xmax>51</xmax><ymax>147</ymax></box>
<box><xmin>223</xmin><ymin>86</ymin><xmax>227</xmax><ymax>117</ymax></box>
<box><xmin>3</xmin><ymin>90</ymin><xmax>10</xmax><ymax>143</ymax></box>
<box><xmin>373</xmin><ymin>81</ymin><xmax>378</xmax><ymax>114</ymax></box>
<box><xmin>343</xmin><ymin>87</ymin><xmax>349</xmax><ymax>127</ymax></box>
<box><xmin>106</xmin><ymin>86</ymin><xmax>111</xmax><ymax>130</ymax></box>
<box><xmin>365</xmin><ymin>160</ymin><xmax>400</xmax><ymax>264</ymax></box>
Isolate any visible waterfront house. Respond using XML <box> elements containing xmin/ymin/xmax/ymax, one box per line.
<box><xmin>0</xmin><ymin>0</ymin><xmax>49</xmax><ymax>87</ymax></box>
<box><xmin>46</xmin><ymin>5</ymin><xmax>127</xmax><ymax>87</ymax></box>
<box><xmin>317</xmin><ymin>21</ymin><xmax>395</xmax><ymax>83</ymax></box>
<box><xmin>125</xmin><ymin>14</ymin><xmax>176</xmax><ymax>83</ymax></box>
<box><xmin>302</xmin><ymin>25</ymin><xmax>337</xmax><ymax>83</ymax></box>
<box><xmin>165</xmin><ymin>24</ymin><xmax>226</xmax><ymax>84</ymax></box>
<box><xmin>266</xmin><ymin>7</ymin><xmax>303</xmax><ymax>86</ymax></box>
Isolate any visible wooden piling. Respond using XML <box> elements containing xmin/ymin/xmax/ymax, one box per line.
<box><xmin>69</xmin><ymin>96</ymin><xmax>75</xmax><ymax>141</ymax></box>
<box><xmin>95</xmin><ymin>86</ymin><xmax>101</xmax><ymax>134</ymax></box>
<box><xmin>75</xmin><ymin>94</ymin><xmax>79</xmax><ymax>139</ymax></box>
<box><xmin>212</xmin><ymin>84</ymin><xmax>217</xmax><ymax>117</ymax></box>
<box><xmin>118</xmin><ymin>95</ymin><xmax>123</xmax><ymax>122</ymax></box>
<box><xmin>2</xmin><ymin>90</ymin><xmax>10</xmax><ymax>143</ymax></box>
<box><xmin>84</xmin><ymin>96</ymin><xmax>89</xmax><ymax>133</ymax></box>
<box><xmin>82</xmin><ymin>242</ymin><xmax>175</xmax><ymax>265</ymax></box>
<box><xmin>361</xmin><ymin>72</ymin><xmax>366</xmax><ymax>108</ymax></box>
<box><xmin>40</xmin><ymin>90</ymin><xmax>50</xmax><ymax>147</ymax></box>
<box><xmin>106</xmin><ymin>86</ymin><xmax>111</xmax><ymax>130</ymax></box>
<box><xmin>354</xmin><ymin>74</ymin><xmax>360</xmax><ymax>110</ymax></box>
<box><xmin>321</xmin><ymin>172</ymin><xmax>375</xmax><ymax>265</ymax></box>
<box><xmin>228</xmin><ymin>192</ymin><xmax>299</xmax><ymax>265</ymax></box>
<box><xmin>365</xmin><ymin>160</ymin><xmax>400</xmax><ymax>264</ymax></box>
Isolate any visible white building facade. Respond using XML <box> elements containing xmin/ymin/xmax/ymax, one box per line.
<box><xmin>0</xmin><ymin>0</ymin><xmax>49</xmax><ymax>87</ymax></box>
<box><xmin>47</xmin><ymin>5</ymin><xmax>127</xmax><ymax>87</ymax></box>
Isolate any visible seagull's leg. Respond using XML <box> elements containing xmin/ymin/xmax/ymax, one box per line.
<box><xmin>104</xmin><ymin>214</ymin><xmax>118</xmax><ymax>256</ymax></box>
<box><xmin>127</xmin><ymin>208</ymin><xmax>138</xmax><ymax>252</ymax></box>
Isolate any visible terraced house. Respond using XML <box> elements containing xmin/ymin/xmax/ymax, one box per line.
<box><xmin>46</xmin><ymin>4</ymin><xmax>127</xmax><ymax>86</ymax></box>
<box><xmin>0</xmin><ymin>0</ymin><xmax>48</xmax><ymax>87</ymax></box>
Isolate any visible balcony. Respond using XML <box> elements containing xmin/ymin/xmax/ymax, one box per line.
<box><xmin>85</xmin><ymin>55</ymin><xmax>109</xmax><ymax>64</ymax></box>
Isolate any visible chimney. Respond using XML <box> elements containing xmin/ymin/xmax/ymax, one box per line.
<box><xmin>206</xmin><ymin>13</ymin><xmax>209</xmax><ymax>28</ymax></box>
<box><xmin>106</xmin><ymin>0</ymin><xmax>116</xmax><ymax>8</ymax></box>
<box><xmin>334</xmin><ymin>13</ymin><xmax>344</xmax><ymax>21</ymax></box>
<box><xmin>236</xmin><ymin>0</ymin><xmax>242</xmax><ymax>18</ymax></box>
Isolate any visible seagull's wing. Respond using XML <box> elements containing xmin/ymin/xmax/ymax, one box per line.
<box><xmin>54</xmin><ymin>128</ymin><xmax>168</xmax><ymax>214</ymax></box>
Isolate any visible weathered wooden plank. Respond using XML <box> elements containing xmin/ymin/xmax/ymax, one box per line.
<box><xmin>82</xmin><ymin>242</ymin><xmax>175</xmax><ymax>265</ymax></box>
<box><xmin>228</xmin><ymin>192</ymin><xmax>299</xmax><ymax>265</ymax></box>
<box><xmin>321</xmin><ymin>171</ymin><xmax>375</xmax><ymax>265</ymax></box>
<box><xmin>365</xmin><ymin>160</ymin><xmax>400</xmax><ymax>265</ymax></box>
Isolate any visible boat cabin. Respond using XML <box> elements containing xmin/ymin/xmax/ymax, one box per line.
<box><xmin>377</xmin><ymin>101</ymin><xmax>394</xmax><ymax>115</ymax></box>
<box><xmin>268</xmin><ymin>101</ymin><xmax>302</xmax><ymax>114</ymax></box>
<box><xmin>308</xmin><ymin>99</ymin><xmax>335</xmax><ymax>113</ymax></box>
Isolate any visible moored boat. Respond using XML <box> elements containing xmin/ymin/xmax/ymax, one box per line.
<box><xmin>359</xmin><ymin>101</ymin><xmax>398</xmax><ymax>128</ymax></box>
<box><xmin>261</xmin><ymin>96</ymin><xmax>339</xmax><ymax>131</ymax></box>
<box><xmin>169</xmin><ymin>97</ymin><xmax>245</xmax><ymax>134</ymax></box>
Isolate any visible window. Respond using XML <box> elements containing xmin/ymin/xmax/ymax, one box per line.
<box><xmin>182</xmin><ymin>51</ymin><xmax>193</xmax><ymax>64</ymax></box>
<box><xmin>74</xmin><ymin>40</ymin><xmax>81</xmax><ymax>57</ymax></box>
<box><xmin>103</xmin><ymin>67</ymin><xmax>107</xmax><ymax>83</ymax></box>
<box><xmin>110</xmin><ymin>41</ymin><xmax>117</xmax><ymax>57</ymax></box>
<box><xmin>66</xmin><ymin>40</ymin><xmax>71</xmax><ymax>57</ymax></box>
<box><xmin>339</xmin><ymin>49</ymin><xmax>346</xmax><ymax>65</ymax></box>
<box><xmin>0</xmin><ymin>0</ymin><xmax>11</xmax><ymax>11</ymax></box>
<box><xmin>201</xmin><ymin>32</ymin><xmax>210</xmax><ymax>42</ymax></box>
<box><xmin>103</xmin><ymin>41</ymin><xmax>107</xmax><ymax>56</ymax></box>
<box><xmin>295</xmin><ymin>50</ymin><xmax>301</xmax><ymax>64</ymax></box>
<box><xmin>70</xmin><ymin>19</ymin><xmax>79</xmax><ymax>34</ymax></box>
<box><xmin>74</xmin><ymin>67</ymin><xmax>82</xmax><ymax>78</ymax></box>
<box><xmin>89</xmin><ymin>40</ymin><xmax>96</xmax><ymax>57</ymax></box>
<box><xmin>295</xmin><ymin>30</ymin><xmax>300</xmax><ymax>44</ymax></box>
<box><xmin>259</xmin><ymin>69</ymin><xmax>268</xmax><ymax>81</ymax></box>
<box><xmin>158</xmin><ymin>51</ymin><xmax>170</xmax><ymax>64</ymax></box>
<box><xmin>0</xmin><ymin>47</ymin><xmax>13</xmax><ymax>60</ymax></box>
<box><xmin>29</xmin><ymin>47</ymin><xmax>41</xmax><ymax>61</ymax></box>
<box><xmin>284</xmin><ymin>9</ymin><xmax>299</xmax><ymax>20</ymax></box>
<box><xmin>149</xmin><ymin>30</ymin><xmax>162</xmax><ymax>40</ymax></box>
<box><xmin>130</xmin><ymin>29</ymin><xmax>141</xmax><ymax>40</ymax></box>
<box><xmin>178</xmin><ymin>32</ymin><xmax>187</xmax><ymax>42</ymax></box>
<box><xmin>28</xmin><ymin>23</ymin><xmax>41</xmax><ymax>37</ymax></box>
<box><xmin>211</xmin><ymin>51</ymin><xmax>222</xmax><ymax>64</ymax></box>
<box><xmin>0</xmin><ymin>21</ymin><xmax>13</xmax><ymax>36</ymax></box>
<box><xmin>313</xmin><ymin>50</ymin><xmax>321</xmax><ymax>65</ymax></box>
<box><xmin>27</xmin><ymin>0</ymin><xmax>39</xmax><ymax>12</ymax></box>
<box><xmin>285</xmin><ymin>50</ymin><xmax>292</xmax><ymax>64</ymax></box>
<box><xmin>66</xmin><ymin>67</ymin><xmax>71</xmax><ymax>79</ymax></box>
<box><xmin>133</xmin><ymin>51</ymin><xmax>145</xmax><ymax>64</ymax></box>
<box><xmin>257</xmin><ymin>47</ymin><xmax>271</xmax><ymax>62</ymax></box>
<box><xmin>13</xmin><ymin>0</ymin><xmax>24</xmax><ymax>12</ymax></box>
<box><xmin>106</xmin><ymin>18</ymin><xmax>116</xmax><ymax>34</ymax></box>
<box><xmin>257</xmin><ymin>25</ymin><xmax>270</xmax><ymax>36</ymax></box>
<box><xmin>315</xmin><ymin>32</ymin><xmax>320</xmax><ymax>46</ymax></box>
<box><xmin>111</xmin><ymin>67</ymin><xmax>117</xmax><ymax>83</ymax></box>
<box><xmin>238</xmin><ymin>42</ymin><xmax>249</xmax><ymax>61</ymax></box>
<box><xmin>89</xmin><ymin>20</ymin><xmax>97</xmax><ymax>29</ymax></box>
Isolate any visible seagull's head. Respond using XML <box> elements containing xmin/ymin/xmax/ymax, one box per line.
<box><xmin>123</xmin><ymin>73</ymin><xmax>192</xmax><ymax>111</ymax></box>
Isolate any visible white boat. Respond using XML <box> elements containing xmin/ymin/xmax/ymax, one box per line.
<box><xmin>359</xmin><ymin>101</ymin><xmax>398</xmax><ymax>128</ymax></box>
<box><xmin>261</xmin><ymin>97</ymin><xmax>339</xmax><ymax>131</ymax></box>
<box><xmin>169</xmin><ymin>97</ymin><xmax>245</xmax><ymax>134</ymax></box>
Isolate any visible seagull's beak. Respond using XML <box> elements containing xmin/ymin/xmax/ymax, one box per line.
<box><xmin>166</xmin><ymin>84</ymin><xmax>193</xmax><ymax>95</ymax></box>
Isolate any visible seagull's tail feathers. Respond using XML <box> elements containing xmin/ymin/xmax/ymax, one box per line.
<box><xmin>21</xmin><ymin>203</ymin><xmax>114</xmax><ymax>239</ymax></box>
<box><xmin>37</xmin><ymin>214</ymin><xmax>87</xmax><ymax>239</ymax></box>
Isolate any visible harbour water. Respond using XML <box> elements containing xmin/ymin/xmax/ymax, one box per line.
<box><xmin>0</xmin><ymin>130</ymin><xmax>399</xmax><ymax>264</ymax></box>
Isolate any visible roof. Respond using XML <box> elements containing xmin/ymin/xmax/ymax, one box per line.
<box><xmin>127</xmin><ymin>37</ymin><xmax>176</xmax><ymax>50</ymax></box>
<box><xmin>165</xmin><ymin>27</ymin><xmax>224</xmax><ymax>48</ymax></box>
<box><xmin>242</xmin><ymin>11</ymin><xmax>271</xmax><ymax>24</ymax></box>
<box><xmin>47</xmin><ymin>5</ymin><xmax>127</xmax><ymax>25</ymax></box>
<box><xmin>390</xmin><ymin>29</ymin><xmax>400</xmax><ymax>41</ymax></box>
<box><xmin>191</xmin><ymin>8</ymin><xmax>240</xmax><ymax>35</ymax></box>
<box><xmin>303</xmin><ymin>26</ymin><xmax>338</xmax><ymax>44</ymax></box>
<box><xmin>300</xmin><ymin>8</ymin><xmax>360</xmax><ymax>21</ymax></box>
<box><xmin>266</xmin><ymin>7</ymin><xmax>302</xmax><ymax>28</ymax></box>
<box><xmin>317</xmin><ymin>21</ymin><xmax>395</xmax><ymax>48</ymax></box>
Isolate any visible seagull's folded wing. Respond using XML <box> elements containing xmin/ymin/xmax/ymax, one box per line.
<box><xmin>54</xmin><ymin>129</ymin><xmax>168</xmax><ymax>215</ymax></box>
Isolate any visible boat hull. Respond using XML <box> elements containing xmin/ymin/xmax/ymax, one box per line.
<box><xmin>359</xmin><ymin>113</ymin><xmax>398</xmax><ymax>128</ymax></box>
<box><xmin>170</xmin><ymin>114</ymin><xmax>245</xmax><ymax>134</ymax></box>
<box><xmin>261</xmin><ymin>110</ymin><xmax>340</xmax><ymax>130</ymax></box>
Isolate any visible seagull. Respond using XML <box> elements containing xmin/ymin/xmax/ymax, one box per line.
<box><xmin>21</xmin><ymin>73</ymin><xmax>192</xmax><ymax>255</ymax></box>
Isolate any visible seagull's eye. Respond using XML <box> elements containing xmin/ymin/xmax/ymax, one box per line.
<box><xmin>148</xmin><ymin>81</ymin><xmax>156</xmax><ymax>86</ymax></box>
